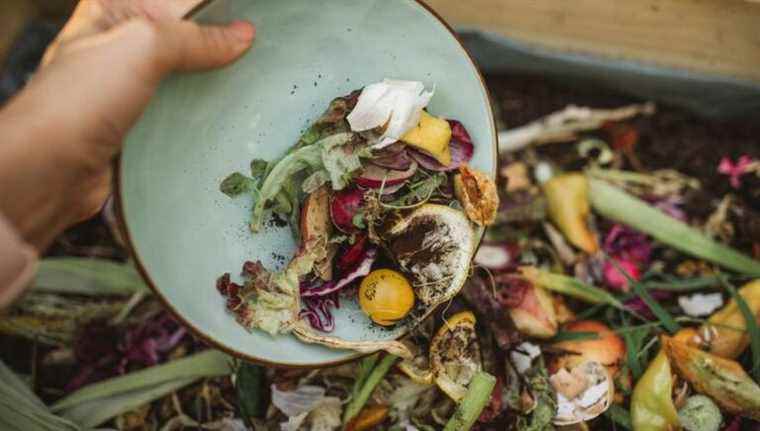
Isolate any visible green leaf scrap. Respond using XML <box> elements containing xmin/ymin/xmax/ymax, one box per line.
<box><xmin>220</xmin><ymin>172</ymin><xmax>257</xmax><ymax>197</ymax></box>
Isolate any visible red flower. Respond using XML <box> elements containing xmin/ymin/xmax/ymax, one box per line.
<box><xmin>718</xmin><ymin>155</ymin><xmax>755</xmax><ymax>189</ymax></box>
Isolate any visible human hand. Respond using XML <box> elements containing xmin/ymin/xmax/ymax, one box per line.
<box><xmin>0</xmin><ymin>0</ymin><xmax>254</xmax><ymax>248</ymax></box>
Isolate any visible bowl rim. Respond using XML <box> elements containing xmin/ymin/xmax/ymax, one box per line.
<box><xmin>114</xmin><ymin>0</ymin><xmax>498</xmax><ymax>369</ymax></box>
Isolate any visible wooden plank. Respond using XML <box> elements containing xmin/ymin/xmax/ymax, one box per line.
<box><xmin>425</xmin><ymin>0</ymin><xmax>760</xmax><ymax>83</ymax></box>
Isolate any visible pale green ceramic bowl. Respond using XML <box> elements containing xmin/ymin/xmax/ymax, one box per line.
<box><xmin>118</xmin><ymin>0</ymin><xmax>496</xmax><ymax>367</ymax></box>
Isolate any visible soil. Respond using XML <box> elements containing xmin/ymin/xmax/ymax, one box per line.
<box><xmin>2</xmin><ymin>26</ymin><xmax>760</xmax><ymax>426</ymax></box>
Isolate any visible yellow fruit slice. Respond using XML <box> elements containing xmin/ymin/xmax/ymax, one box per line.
<box><xmin>429</xmin><ymin>310</ymin><xmax>482</xmax><ymax>401</ymax></box>
<box><xmin>398</xmin><ymin>357</ymin><xmax>434</xmax><ymax>385</ymax></box>
<box><xmin>385</xmin><ymin>204</ymin><xmax>475</xmax><ymax>308</ymax></box>
<box><xmin>401</xmin><ymin>111</ymin><xmax>452</xmax><ymax>166</ymax></box>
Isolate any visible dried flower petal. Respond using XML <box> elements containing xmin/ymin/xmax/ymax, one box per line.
<box><xmin>718</xmin><ymin>155</ymin><xmax>756</xmax><ymax>189</ymax></box>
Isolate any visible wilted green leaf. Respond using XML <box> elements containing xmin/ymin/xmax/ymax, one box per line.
<box><xmin>33</xmin><ymin>258</ymin><xmax>147</xmax><ymax>296</ymax></box>
<box><xmin>220</xmin><ymin>172</ymin><xmax>256</xmax><ymax>197</ymax></box>
<box><xmin>52</xmin><ymin>350</ymin><xmax>231</xmax><ymax>427</ymax></box>
<box><xmin>588</xmin><ymin>178</ymin><xmax>760</xmax><ymax>276</ymax></box>
<box><xmin>0</xmin><ymin>360</ymin><xmax>81</xmax><ymax>431</ymax></box>
<box><xmin>236</xmin><ymin>362</ymin><xmax>268</xmax><ymax>423</ymax></box>
<box><xmin>250</xmin><ymin>159</ymin><xmax>269</xmax><ymax>178</ymax></box>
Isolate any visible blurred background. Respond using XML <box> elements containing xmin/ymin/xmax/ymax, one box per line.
<box><xmin>0</xmin><ymin>2</ymin><xmax>758</xmax><ymax>430</ymax></box>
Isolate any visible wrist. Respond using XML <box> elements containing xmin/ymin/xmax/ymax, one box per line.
<box><xmin>0</xmin><ymin>97</ymin><xmax>99</xmax><ymax>248</ymax></box>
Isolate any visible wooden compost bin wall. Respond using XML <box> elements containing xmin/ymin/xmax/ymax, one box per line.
<box><xmin>426</xmin><ymin>0</ymin><xmax>760</xmax><ymax>83</ymax></box>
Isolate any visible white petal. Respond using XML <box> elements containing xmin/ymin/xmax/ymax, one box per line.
<box><xmin>346</xmin><ymin>79</ymin><xmax>434</xmax><ymax>148</ymax></box>
<box><xmin>678</xmin><ymin>293</ymin><xmax>724</xmax><ymax>317</ymax></box>
<box><xmin>510</xmin><ymin>342</ymin><xmax>542</xmax><ymax>374</ymax></box>
<box><xmin>346</xmin><ymin>82</ymin><xmax>392</xmax><ymax>131</ymax></box>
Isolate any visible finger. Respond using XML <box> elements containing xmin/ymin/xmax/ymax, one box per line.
<box><xmin>44</xmin><ymin>0</ymin><xmax>208</xmax><ymax>65</ymax></box>
<box><xmin>149</xmin><ymin>20</ymin><xmax>256</xmax><ymax>76</ymax></box>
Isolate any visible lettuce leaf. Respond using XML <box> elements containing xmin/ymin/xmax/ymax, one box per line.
<box><xmin>250</xmin><ymin>133</ymin><xmax>358</xmax><ymax>232</ymax></box>
<box><xmin>321</xmin><ymin>133</ymin><xmax>365</xmax><ymax>190</ymax></box>
<box><xmin>250</xmin><ymin>145</ymin><xmax>323</xmax><ymax>232</ymax></box>
<box><xmin>220</xmin><ymin>172</ymin><xmax>257</xmax><ymax>197</ymax></box>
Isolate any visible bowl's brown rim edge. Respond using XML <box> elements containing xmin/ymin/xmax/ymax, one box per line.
<box><xmin>113</xmin><ymin>0</ymin><xmax>498</xmax><ymax>369</ymax></box>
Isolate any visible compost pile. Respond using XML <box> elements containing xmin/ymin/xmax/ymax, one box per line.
<box><xmin>1</xmin><ymin>76</ymin><xmax>759</xmax><ymax>431</ymax></box>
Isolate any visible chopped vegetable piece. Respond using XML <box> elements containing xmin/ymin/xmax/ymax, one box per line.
<box><xmin>631</xmin><ymin>350</ymin><xmax>680</xmax><ymax>431</ymax></box>
<box><xmin>701</xmin><ymin>279</ymin><xmax>760</xmax><ymax>359</ymax></box>
<box><xmin>677</xmin><ymin>395</ymin><xmax>722</xmax><ymax>431</ymax></box>
<box><xmin>720</xmin><ymin>278</ymin><xmax>760</xmax><ymax>381</ymax></box>
<box><xmin>343</xmin><ymin>354</ymin><xmax>399</xmax><ymax>424</ymax></box>
<box><xmin>442</xmin><ymin>371</ymin><xmax>496</xmax><ymax>431</ymax></box>
<box><xmin>543</xmin><ymin>173</ymin><xmax>599</xmax><ymax>254</ymax></box>
<box><xmin>401</xmin><ymin>111</ymin><xmax>453</xmax><ymax>165</ymax></box>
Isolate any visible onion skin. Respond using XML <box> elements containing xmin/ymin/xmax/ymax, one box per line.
<box><xmin>371</xmin><ymin>150</ymin><xmax>413</xmax><ymax>171</ymax></box>
<box><xmin>354</xmin><ymin>161</ymin><xmax>418</xmax><ymax>188</ymax></box>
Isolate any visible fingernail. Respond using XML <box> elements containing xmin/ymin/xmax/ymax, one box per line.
<box><xmin>229</xmin><ymin>20</ymin><xmax>255</xmax><ymax>43</ymax></box>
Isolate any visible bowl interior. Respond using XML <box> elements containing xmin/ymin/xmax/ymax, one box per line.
<box><xmin>120</xmin><ymin>0</ymin><xmax>496</xmax><ymax>366</ymax></box>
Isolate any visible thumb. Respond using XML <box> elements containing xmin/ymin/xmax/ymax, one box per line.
<box><xmin>135</xmin><ymin>19</ymin><xmax>255</xmax><ymax>79</ymax></box>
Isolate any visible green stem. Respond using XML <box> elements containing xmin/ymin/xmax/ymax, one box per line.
<box><xmin>524</xmin><ymin>268</ymin><xmax>624</xmax><ymax>309</ymax></box>
<box><xmin>443</xmin><ymin>372</ymin><xmax>496</xmax><ymax>431</ymax></box>
<box><xmin>351</xmin><ymin>354</ymin><xmax>379</xmax><ymax>400</ymax></box>
<box><xmin>588</xmin><ymin>178</ymin><xmax>760</xmax><ymax>275</ymax></box>
<box><xmin>342</xmin><ymin>354</ymin><xmax>398</xmax><ymax>425</ymax></box>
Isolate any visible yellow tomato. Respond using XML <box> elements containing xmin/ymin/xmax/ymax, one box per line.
<box><xmin>359</xmin><ymin>269</ymin><xmax>415</xmax><ymax>326</ymax></box>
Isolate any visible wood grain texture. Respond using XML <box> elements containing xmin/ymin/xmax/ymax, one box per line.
<box><xmin>425</xmin><ymin>0</ymin><xmax>760</xmax><ymax>82</ymax></box>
